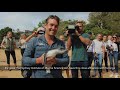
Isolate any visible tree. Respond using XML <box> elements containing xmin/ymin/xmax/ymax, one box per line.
<box><xmin>88</xmin><ymin>12</ymin><xmax>120</xmax><ymax>35</ymax></box>
<box><xmin>0</xmin><ymin>27</ymin><xmax>13</xmax><ymax>43</ymax></box>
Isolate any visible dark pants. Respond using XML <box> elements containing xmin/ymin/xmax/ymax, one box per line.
<box><xmin>94</xmin><ymin>53</ymin><xmax>103</xmax><ymax>77</ymax></box>
<box><xmin>87</xmin><ymin>52</ymin><xmax>94</xmax><ymax>76</ymax></box>
<box><xmin>5</xmin><ymin>50</ymin><xmax>16</xmax><ymax>64</ymax></box>
<box><xmin>21</xmin><ymin>48</ymin><xmax>25</xmax><ymax>56</ymax></box>
<box><xmin>70</xmin><ymin>61</ymin><xmax>89</xmax><ymax>78</ymax></box>
<box><xmin>118</xmin><ymin>52</ymin><xmax>120</xmax><ymax>60</ymax></box>
<box><xmin>103</xmin><ymin>52</ymin><xmax>108</xmax><ymax>72</ymax></box>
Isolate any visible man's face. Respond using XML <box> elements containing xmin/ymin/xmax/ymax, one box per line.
<box><xmin>45</xmin><ymin>19</ymin><xmax>58</xmax><ymax>36</ymax></box>
<box><xmin>59</xmin><ymin>36</ymin><xmax>65</xmax><ymax>42</ymax></box>
<box><xmin>108</xmin><ymin>35</ymin><xmax>113</xmax><ymax>41</ymax></box>
<box><xmin>103</xmin><ymin>36</ymin><xmax>107</xmax><ymax>41</ymax></box>
<box><xmin>7</xmin><ymin>32</ymin><xmax>12</xmax><ymax>38</ymax></box>
<box><xmin>76</xmin><ymin>23</ymin><xmax>83</xmax><ymax>33</ymax></box>
<box><xmin>97</xmin><ymin>34</ymin><xmax>103</xmax><ymax>41</ymax></box>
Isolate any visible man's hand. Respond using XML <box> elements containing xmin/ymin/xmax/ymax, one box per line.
<box><xmin>36</xmin><ymin>54</ymin><xmax>45</xmax><ymax>64</ymax></box>
<box><xmin>36</xmin><ymin>54</ymin><xmax>57</xmax><ymax>66</ymax></box>
<box><xmin>75</xmin><ymin>30</ymin><xmax>81</xmax><ymax>36</ymax></box>
<box><xmin>46</xmin><ymin>57</ymin><xmax>57</xmax><ymax>66</ymax></box>
<box><xmin>1</xmin><ymin>45</ymin><xmax>6</xmax><ymax>49</ymax></box>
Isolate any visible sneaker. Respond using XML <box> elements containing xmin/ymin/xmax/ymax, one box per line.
<box><xmin>91</xmin><ymin>74</ymin><xmax>96</xmax><ymax>77</ymax></box>
<box><xmin>109</xmin><ymin>72</ymin><xmax>114</xmax><ymax>78</ymax></box>
<box><xmin>98</xmin><ymin>73</ymin><xmax>103</xmax><ymax>78</ymax></box>
<box><xmin>114</xmin><ymin>73</ymin><xmax>119</xmax><ymax>78</ymax></box>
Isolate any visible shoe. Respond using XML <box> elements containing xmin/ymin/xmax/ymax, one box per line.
<box><xmin>91</xmin><ymin>74</ymin><xmax>96</xmax><ymax>77</ymax></box>
<box><xmin>98</xmin><ymin>75</ymin><xmax>102</xmax><ymax>78</ymax></box>
<box><xmin>98</xmin><ymin>73</ymin><xmax>103</xmax><ymax>78</ymax></box>
<box><xmin>109</xmin><ymin>72</ymin><xmax>114</xmax><ymax>78</ymax></box>
<box><xmin>114</xmin><ymin>73</ymin><xmax>119</xmax><ymax>78</ymax></box>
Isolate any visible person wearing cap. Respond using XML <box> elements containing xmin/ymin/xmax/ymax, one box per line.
<box><xmin>19</xmin><ymin>32</ymin><xmax>38</xmax><ymax>56</ymax></box>
<box><xmin>36</xmin><ymin>27</ymin><xmax>45</xmax><ymax>37</ymax></box>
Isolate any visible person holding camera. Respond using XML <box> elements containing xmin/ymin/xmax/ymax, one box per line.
<box><xmin>67</xmin><ymin>21</ymin><xmax>91</xmax><ymax>78</ymax></box>
<box><xmin>92</xmin><ymin>34</ymin><xmax>105</xmax><ymax>78</ymax></box>
<box><xmin>22</xmin><ymin>15</ymin><xmax>69</xmax><ymax>78</ymax></box>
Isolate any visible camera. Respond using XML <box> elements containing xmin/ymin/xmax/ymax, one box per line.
<box><xmin>106</xmin><ymin>45</ymin><xmax>113</xmax><ymax>55</ymax></box>
<box><xmin>106</xmin><ymin>45</ymin><xmax>111</xmax><ymax>51</ymax></box>
<box><xmin>66</xmin><ymin>25</ymin><xmax>79</xmax><ymax>35</ymax></box>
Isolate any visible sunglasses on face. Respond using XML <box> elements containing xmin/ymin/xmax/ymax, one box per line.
<box><xmin>113</xmin><ymin>37</ymin><xmax>117</xmax><ymax>38</ymax></box>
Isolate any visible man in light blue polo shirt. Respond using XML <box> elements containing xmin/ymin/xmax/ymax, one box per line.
<box><xmin>22</xmin><ymin>15</ymin><xmax>69</xmax><ymax>78</ymax></box>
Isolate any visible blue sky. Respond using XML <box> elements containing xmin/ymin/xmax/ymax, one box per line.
<box><xmin>0</xmin><ymin>12</ymin><xmax>90</xmax><ymax>31</ymax></box>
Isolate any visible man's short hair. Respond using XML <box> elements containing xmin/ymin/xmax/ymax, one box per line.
<box><xmin>76</xmin><ymin>21</ymin><xmax>84</xmax><ymax>26</ymax></box>
<box><xmin>45</xmin><ymin>15</ymin><xmax>60</xmax><ymax>25</ymax></box>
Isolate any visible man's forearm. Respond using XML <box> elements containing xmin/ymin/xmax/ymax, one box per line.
<box><xmin>67</xmin><ymin>36</ymin><xmax>72</xmax><ymax>50</ymax></box>
<box><xmin>79</xmin><ymin>35</ymin><xmax>90</xmax><ymax>45</ymax></box>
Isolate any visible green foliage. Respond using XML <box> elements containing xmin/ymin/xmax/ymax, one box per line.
<box><xmin>88</xmin><ymin>12</ymin><xmax>120</xmax><ymax>36</ymax></box>
<box><xmin>0</xmin><ymin>27</ymin><xmax>13</xmax><ymax>43</ymax></box>
<box><xmin>1</xmin><ymin>12</ymin><xmax>119</xmax><ymax>44</ymax></box>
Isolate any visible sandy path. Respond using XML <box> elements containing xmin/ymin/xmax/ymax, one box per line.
<box><xmin>0</xmin><ymin>49</ymin><xmax>120</xmax><ymax>78</ymax></box>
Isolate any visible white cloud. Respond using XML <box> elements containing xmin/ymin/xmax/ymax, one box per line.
<box><xmin>0</xmin><ymin>12</ymin><xmax>90</xmax><ymax>31</ymax></box>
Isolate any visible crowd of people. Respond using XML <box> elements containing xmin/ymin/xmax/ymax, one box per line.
<box><xmin>0</xmin><ymin>15</ymin><xmax>120</xmax><ymax>78</ymax></box>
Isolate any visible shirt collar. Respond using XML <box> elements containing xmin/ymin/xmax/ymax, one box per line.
<box><xmin>39</xmin><ymin>35</ymin><xmax>58</xmax><ymax>44</ymax></box>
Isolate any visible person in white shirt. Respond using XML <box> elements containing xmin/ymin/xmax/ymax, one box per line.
<box><xmin>92</xmin><ymin>34</ymin><xmax>105</xmax><ymax>78</ymax></box>
<box><xmin>108</xmin><ymin>35</ymin><xmax>119</xmax><ymax>78</ymax></box>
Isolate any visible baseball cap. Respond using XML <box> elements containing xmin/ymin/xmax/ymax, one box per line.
<box><xmin>37</xmin><ymin>27</ymin><xmax>45</xmax><ymax>34</ymax></box>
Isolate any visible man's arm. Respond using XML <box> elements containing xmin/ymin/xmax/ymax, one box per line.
<box><xmin>102</xmin><ymin>43</ymin><xmax>105</xmax><ymax>58</ymax></box>
<box><xmin>22</xmin><ymin>37</ymin><xmax>43</xmax><ymax>66</ymax></box>
<box><xmin>13</xmin><ymin>38</ymin><xmax>16</xmax><ymax>48</ymax></box>
<box><xmin>25</xmin><ymin>31</ymin><xmax>37</xmax><ymax>42</ymax></box>
<box><xmin>75</xmin><ymin>31</ymin><xmax>91</xmax><ymax>45</ymax></box>
<box><xmin>54</xmin><ymin>41</ymin><xmax>69</xmax><ymax>67</ymax></box>
<box><xmin>67</xmin><ymin>36</ymin><xmax>72</xmax><ymax>50</ymax></box>
<box><xmin>1</xmin><ymin>38</ymin><xmax>6</xmax><ymax>48</ymax></box>
<box><xmin>55</xmin><ymin>51</ymin><xmax>69</xmax><ymax>67</ymax></box>
<box><xmin>78</xmin><ymin>35</ymin><xmax>91</xmax><ymax>45</ymax></box>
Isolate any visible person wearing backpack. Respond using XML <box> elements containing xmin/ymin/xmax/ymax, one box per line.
<box><xmin>1</xmin><ymin>31</ymin><xmax>17</xmax><ymax>69</ymax></box>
